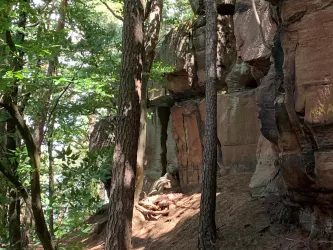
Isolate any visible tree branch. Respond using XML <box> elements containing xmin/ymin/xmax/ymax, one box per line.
<box><xmin>45</xmin><ymin>80</ymin><xmax>72</xmax><ymax>129</ymax></box>
<box><xmin>0</xmin><ymin>160</ymin><xmax>32</xmax><ymax>213</ymax></box>
<box><xmin>5</xmin><ymin>30</ymin><xmax>17</xmax><ymax>53</ymax></box>
<box><xmin>100</xmin><ymin>0</ymin><xmax>123</xmax><ymax>21</ymax></box>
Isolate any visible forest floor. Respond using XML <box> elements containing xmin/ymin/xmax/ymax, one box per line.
<box><xmin>63</xmin><ymin>173</ymin><xmax>330</xmax><ymax>250</ymax></box>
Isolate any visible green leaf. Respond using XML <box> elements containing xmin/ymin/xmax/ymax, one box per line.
<box><xmin>81</xmin><ymin>226</ymin><xmax>91</xmax><ymax>234</ymax></box>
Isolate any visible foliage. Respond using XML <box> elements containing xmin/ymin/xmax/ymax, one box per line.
<box><xmin>0</xmin><ymin>0</ymin><xmax>194</xmax><ymax>247</ymax></box>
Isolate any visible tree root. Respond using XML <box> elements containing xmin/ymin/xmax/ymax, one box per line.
<box><xmin>135</xmin><ymin>193</ymin><xmax>184</xmax><ymax>220</ymax></box>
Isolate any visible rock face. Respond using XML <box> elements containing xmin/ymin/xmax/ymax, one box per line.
<box><xmin>238</xmin><ymin>0</ymin><xmax>333</xmax><ymax>237</ymax></box>
<box><xmin>169</xmin><ymin>90</ymin><xmax>261</xmax><ymax>187</ymax></box>
<box><xmin>144</xmin><ymin>106</ymin><xmax>178</xmax><ymax>191</ymax></box>
<box><xmin>217</xmin><ymin>90</ymin><xmax>261</xmax><ymax>175</ymax></box>
<box><xmin>249</xmin><ymin>134</ymin><xmax>281</xmax><ymax>197</ymax></box>
<box><xmin>91</xmin><ymin>0</ymin><xmax>333</xmax><ymax>239</ymax></box>
<box><xmin>147</xmin><ymin>0</ymin><xmax>262</xmax><ymax>190</ymax></box>
<box><xmin>156</xmin><ymin>14</ymin><xmax>236</xmax><ymax>99</ymax></box>
<box><xmin>170</xmin><ymin>100</ymin><xmax>204</xmax><ymax>187</ymax></box>
<box><xmin>279</xmin><ymin>0</ymin><xmax>333</xmax><ymax>227</ymax></box>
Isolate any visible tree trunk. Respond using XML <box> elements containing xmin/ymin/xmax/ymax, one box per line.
<box><xmin>0</xmin><ymin>101</ymin><xmax>55</xmax><ymax>250</ymax></box>
<box><xmin>4</xmin><ymin>3</ymin><xmax>26</xmax><ymax>245</ymax></box>
<box><xmin>21</xmin><ymin>205</ymin><xmax>32</xmax><ymax>248</ymax></box>
<box><xmin>47</xmin><ymin>116</ymin><xmax>55</xmax><ymax>237</ymax></box>
<box><xmin>134</xmin><ymin>0</ymin><xmax>164</xmax><ymax>204</ymax></box>
<box><xmin>6</xmin><ymin>112</ymin><xmax>22</xmax><ymax>250</ymax></box>
<box><xmin>104</xmin><ymin>0</ymin><xmax>144</xmax><ymax>248</ymax></box>
<box><xmin>198</xmin><ymin>0</ymin><xmax>218</xmax><ymax>248</ymax></box>
<box><xmin>0</xmin><ymin>121</ymin><xmax>8</xmax><ymax>241</ymax></box>
<box><xmin>134</xmin><ymin>76</ymin><xmax>148</xmax><ymax>204</ymax></box>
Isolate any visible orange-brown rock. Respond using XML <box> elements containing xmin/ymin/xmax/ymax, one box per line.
<box><xmin>170</xmin><ymin>91</ymin><xmax>261</xmax><ymax>187</ymax></box>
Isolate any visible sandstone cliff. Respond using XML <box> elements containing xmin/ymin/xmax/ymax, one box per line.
<box><xmin>146</xmin><ymin>0</ymin><xmax>333</xmax><ymax>239</ymax></box>
<box><xmin>89</xmin><ymin>0</ymin><xmax>333</xmax><ymax>239</ymax></box>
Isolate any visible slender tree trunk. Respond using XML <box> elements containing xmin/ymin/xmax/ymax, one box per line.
<box><xmin>8</xmin><ymin>190</ymin><xmax>21</xmax><ymax>250</ymax></box>
<box><xmin>47</xmin><ymin>116</ymin><xmax>55</xmax><ymax>237</ymax></box>
<box><xmin>0</xmin><ymin>121</ymin><xmax>8</xmax><ymax>241</ymax></box>
<box><xmin>21</xmin><ymin>205</ymin><xmax>32</xmax><ymax>248</ymax></box>
<box><xmin>6</xmin><ymin>112</ymin><xmax>22</xmax><ymax>250</ymax></box>
<box><xmin>134</xmin><ymin>0</ymin><xmax>164</xmax><ymax>204</ymax></box>
<box><xmin>0</xmin><ymin>101</ymin><xmax>55</xmax><ymax>250</ymax></box>
<box><xmin>4</xmin><ymin>2</ymin><xmax>27</xmax><ymax>246</ymax></box>
<box><xmin>134</xmin><ymin>76</ymin><xmax>147</xmax><ymax>204</ymax></box>
<box><xmin>104</xmin><ymin>0</ymin><xmax>144</xmax><ymax>248</ymax></box>
<box><xmin>198</xmin><ymin>0</ymin><xmax>218</xmax><ymax>248</ymax></box>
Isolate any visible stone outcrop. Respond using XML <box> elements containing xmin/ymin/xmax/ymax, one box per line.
<box><xmin>279</xmin><ymin>1</ymin><xmax>333</xmax><ymax>233</ymax></box>
<box><xmin>249</xmin><ymin>134</ymin><xmax>281</xmax><ymax>197</ymax></box>
<box><xmin>237</xmin><ymin>0</ymin><xmax>333</xmax><ymax>238</ymax></box>
<box><xmin>217</xmin><ymin>90</ymin><xmax>261</xmax><ymax>174</ymax></box>
<box><xmin>89</xmin><ymin>116</ymin><xmax>115</xmax><ymax>153</ymax></box>
<box><xmin>144</xmin><ymin>106</ymin><xmax>178</xmax><ymax>191</ymax></box>
<box><xmin>93</xmin><ymin>0</ymin><xmax>333</xmax><ymax>238</ymax></box>
<box><xmin>170</xmin><ymin>100</ymin><xmax>204</xmax><ymax>187</ymax></box>
<box><xmin>156</xmin><ymin>14</ymin><xmax>236</xmax><ymax>99</ymax></box>
<box><xmin>169</xmin><ymin>90</ymin><xmax>261</xmax><ymax>187</ymax></box>
<box><xmin>146</xmin><ymin>0</ymin><xmax>263</xmax><ymax>190</ymax></box>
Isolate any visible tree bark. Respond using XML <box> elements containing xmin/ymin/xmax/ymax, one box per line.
<box><xmin>198</xmin><ymin>0</ymin><xmax>218</xmax><ymax>248</ymax></box>
<box><xmin>6</xmin><ymin>109</ymin><xmax>22</xmax><ymax>250</ymax></box>
<box><xmin>0</xmin><ymin>121</ymin><xmax>8</xmax><ymax>241</ymax></box>
<box><xmin>0</xmin><ymin>100</ymin><xmax>55</xmax><ymax>250</ymax></box>
<box><xmin>104</xmin><ymin>0</ymin><xmax>144</xmax><ymax>248</ymax></box>
<box><xmin>47</xmin><ymin>116</ymin><xmax>55</xmax><ymax>237</ymax></box>
<box><xmin>4</xmin><ymin>2</ymin><xmax>28</xmax><ymax>247</ymax></box>
<box><xmin>134</xmin><ymin>0</ymin><xmax>164</xmax><ymax>204</ymax></box>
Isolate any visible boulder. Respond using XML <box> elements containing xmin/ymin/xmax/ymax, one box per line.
<box><xmin>234</xmin><ymin>0</ymin><xmax>276</xmax><ymax>62</ymax></box>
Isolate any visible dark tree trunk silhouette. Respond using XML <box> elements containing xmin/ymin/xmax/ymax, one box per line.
<box><xmin>0</xmin><ymin>100</ymin><xmax>56</xmax><ymax>250</ymax></box>
<box><xmin>198</xmin><ymin>0</ymin><xmax>218</xmax><ymax>248</ymax></box>
<box><xmin>4</xmin><ymin>2</ymin><xmax>27</xmax><ymax>247</ymax></box>
<box><xmin>104</xmin><ymin>0</ymin><xmax>144</xmax><ymax>248</ymax></box>
<box><xmin>7</xmin><ymin>111</ymin><xmax>22</xmax><ymax>250</ymax></box>
<box><xmin>6</xmin><ymin>114</ymin><xmax>22</xmax><ymax>250</ymax></box>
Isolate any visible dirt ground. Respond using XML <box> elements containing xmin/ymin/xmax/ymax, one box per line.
<box><xmin>63</xmin><ymin>173</ymin><xmax>333</xmax><ymax>250</ymax></box>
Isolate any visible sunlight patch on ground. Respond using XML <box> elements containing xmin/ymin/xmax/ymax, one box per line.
<box><xmin>133</xmin><ymin>193</ymin><xmax>202</xmax><ymax>241</ymax></box>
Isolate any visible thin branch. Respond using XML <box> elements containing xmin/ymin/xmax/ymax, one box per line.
<box><xmin>26</xmin><ymin>22</ymin><xmax>40</xmax><ymax>28</ymax></box>
<box><xmin>45</xmin><ymin>80</ymin><xmax>73</xmax><ymax>128</ymax></box>
<box><xmin>0</xmin><ymin>100</ymin><xmax>36</xmax><ymax>155</ymax></box>
<box><xmin>100</xmin><ymin>0</ymin><xmax>123</xmax><ymax>21</ymax></box>
<box><xmin>19</xmin><ymin>92</ymin><xmax>31</xmax><ymax>114</ymax></box>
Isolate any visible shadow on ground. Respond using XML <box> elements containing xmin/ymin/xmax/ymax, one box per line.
<box><xmin>65</xmin><ymin>173</ymin><xmax>333</xmax><ymax>250</ymax></box>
